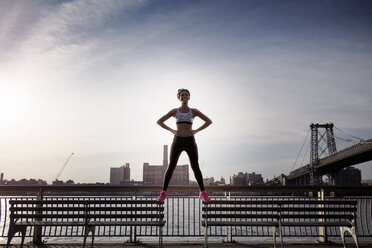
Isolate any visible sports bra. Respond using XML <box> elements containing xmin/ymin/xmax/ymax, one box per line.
<box><xmin>176</xmin><ymin>108</ymin><xmax>193</xmax><ymax>124</ymax></box>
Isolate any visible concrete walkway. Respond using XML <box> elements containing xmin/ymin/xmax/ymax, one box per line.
<box><xmin>0</xmin><ymin>241</ymin><xmax>368</xmax><ymax>248</ymax></box>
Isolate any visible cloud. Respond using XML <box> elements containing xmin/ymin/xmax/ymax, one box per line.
<box><xmin>1</xmin><ymin>0</ymin><xmax>372</xmax><ymax>183</ymax></box>
<box><xmin>1</xmin><ymin>0</ymin><xmax>147</xmax><ymax>77</ymax></box>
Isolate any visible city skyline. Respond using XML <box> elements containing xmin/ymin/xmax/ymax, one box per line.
<box><xmin>0</xmin><ymin>166</ymin><xmax>364</xmax><ymax>187</ymax></box>
<box><xmin>1</xmin><ymin>0</ymin><xmax>372</xmax><ymax>183</ymax></box>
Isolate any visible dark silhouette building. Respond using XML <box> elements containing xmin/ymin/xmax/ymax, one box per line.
<box><xmin>52</xmin><ymin>179</ymin><xmax>75</xmax><ymax>185</ymax></box>
<box><xmin>329</xmin><ymin>167</ymin><xmax>361</xmax><ymax>186</ymax></box>
<box><xmin>110</xmin><ymin>163</ymin><xmax>131</xmax><ymax>185</ymax></box>
<box><xmin>4</xmin><ymin>178</ymin><xmax>47</xmax><ymax>186</ymax></box>
<box><xmin>143</xmin><ymin>145</ymin><xmax>189</xmax><ymax>185</ymax></box>
<box><xmin>232</xmin><ymin>172</ymin><xmax>264</xmax><ymax>186</ymax></box>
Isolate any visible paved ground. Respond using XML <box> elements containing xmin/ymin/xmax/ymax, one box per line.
<box><xmin>0</xmin><ymin>241</ymin><xmax>369</xmax><ymax>248</ymax></box>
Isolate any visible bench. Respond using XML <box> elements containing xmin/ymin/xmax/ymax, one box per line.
<box><xmin>7</xmin><ymin>199</ymin><xmax>165</xmax><ymax>248</ymax></box>
<box><xmin>202</xmin><ymin>199</ymin><xmax>359</xmax><ymax>248</ymax></box>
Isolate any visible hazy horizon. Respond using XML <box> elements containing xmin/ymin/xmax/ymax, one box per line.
<box><xmin>1</xmin><ymin>0</ymin><xmax>372</xmax><ymax>183</ymax></box>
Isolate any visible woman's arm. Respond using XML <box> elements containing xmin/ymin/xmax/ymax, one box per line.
<box><xmin>157</xmin><ymin>109</ymin><xmax>177</xmax><ymax>134</ymax></box>
<box><xmin>192</xmin><ymin>108</ymin><xmax>212</xmax><ymax>135</ymax></box>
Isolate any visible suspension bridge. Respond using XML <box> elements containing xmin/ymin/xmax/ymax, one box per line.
<box><xmin>285</xmin><ymin>123</ymin><xmax>372</xmax><ymax>186</ymax></box>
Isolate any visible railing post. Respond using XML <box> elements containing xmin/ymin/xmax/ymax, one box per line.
<box><xmin>224</xmin><ymin>191</ymin><xmax>233</xmax><ymax>243</ymax></box>
<box><xmin>133</xmin><ymin>194</ymin><xmax>137</xmax><ymax>243</ymax></box>
<box><xmin>318</xmin><ymin>187</ymin><xmax>328</xmax><ymax>243</ymax></box>
<box><xmin>33</xmin><ymin>187</ymin><xmax>43</xmax><ymax>244</ymax></box>
<box><xmin>129</xmin><ymin>193</ymin><xmax>134</xmax><ymax>243</ymax></box>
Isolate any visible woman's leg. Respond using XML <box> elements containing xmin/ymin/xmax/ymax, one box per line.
<box><xmin>185</xmin><ymin>137</ymin><xmax>205</xmax><ymax>191</ymax></box>
<box><xmin>162</xmin><ymin>137</ymin><xmax>183</xmax><ymax>191</ymax></box>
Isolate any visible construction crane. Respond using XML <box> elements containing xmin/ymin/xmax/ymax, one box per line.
<box><xmin>55</xmin><ymin>153</ymin><xmax>74</xmax><ymax>181</ymax></box>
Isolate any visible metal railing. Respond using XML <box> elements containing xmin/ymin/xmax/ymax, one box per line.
<box><xmin>1</xmin><ymin>185</ymin><xmax>372</xmax><ymax>242</ymax></box>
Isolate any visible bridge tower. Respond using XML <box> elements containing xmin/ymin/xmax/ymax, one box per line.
<box><xmin>309</xmin><ymin>123</ymin><xmax>337</xmax><ymax>185</ymax></box>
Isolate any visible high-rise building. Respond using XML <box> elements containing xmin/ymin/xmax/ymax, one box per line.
<box><xmin>219</xmin><ymin>177</ymin><xmax>226</xmax><ymax>185</ymax></box>
<box><xmin>143</xmin><ymin>145</ymin><xmax>189</xmax><ymax>185</ymax></box>
<box><xmin>110</xmin><ymin>163</ymin><xmax>130</xmax><ymax>185</ymax></box>
<box><xmin>248</xmin><ymin>172</ymin><xmax>264</xmax><ymax>185</ymax></box>
<box><xmin>232</xmin><ymin>172</ymin><xmax>264</xmax><ymax>186</ymax></box>
<box><xmin>232</xmin><ymin>172</ymin><xmax>247</xmax><ymax>186</ymax></box>
<box><xmin>203</xmin><ymin>177</ymin><xmax>215</xmax><ymax>186</ymax></box>
<box><xmin>330</xmin><ymin>167</ymin><xmax>361</xmax><ymax>186</ymax></box>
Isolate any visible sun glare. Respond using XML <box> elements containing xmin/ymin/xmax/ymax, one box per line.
<box><xmin>0</xmin><ymin>83</ymin><xmax>27</xmax><ymax>127</ymax></box>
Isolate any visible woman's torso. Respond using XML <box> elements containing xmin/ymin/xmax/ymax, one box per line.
<box><xmin>175</xmin><ymin>107</ymin><xmax>194</xmax><ymax>137</ymax></box>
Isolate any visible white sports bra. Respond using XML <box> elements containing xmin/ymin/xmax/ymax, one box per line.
<box><xmin>176</xmin><ymin>108</ymin><xmax>193</xmax><ymax>124</ymax></box>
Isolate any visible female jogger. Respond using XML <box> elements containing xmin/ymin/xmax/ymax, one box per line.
<box><xmin>156</xmin><ymin>89</ymin><xmax>212</xmax><ymax>202</ymax></box>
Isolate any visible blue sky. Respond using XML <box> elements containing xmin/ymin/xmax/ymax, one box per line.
<box><xmin>1</xmin><ymin>0</ymin><xmax>372</xmax><ymax>183</ymax></box>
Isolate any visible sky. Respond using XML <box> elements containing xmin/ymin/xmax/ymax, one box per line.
<box><xmin>1</xmin><ymin>0</ymin><xmax>372</xmax><ymax>184</ymax></box>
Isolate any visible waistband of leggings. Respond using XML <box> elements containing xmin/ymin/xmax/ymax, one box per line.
<box><xmin>174</xmin><ymin>135</ymin><xmax>195</xmax><ymax>140</ymax></box>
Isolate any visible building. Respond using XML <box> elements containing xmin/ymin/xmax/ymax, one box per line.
<box><xmin>52</xmin><ymin>179</ymin><xmax>75</xmax><ymax>185</ymax></box>
<box><xmin>329</xmin><ymin>167</ymin><xmax>361</xmax><ymax>186</ymax></box>
<box><xmin>110</xmin><ymin>163</ymin><xmax>131</xmax><ymax>185</ymax></box>
<box><xmin>3</xmin><ymin>178</ymin><xmax>47</xmax><ymax>186</ymax></box>
<box><xmin>362</xmin><ymin>180</ymin><xmax>372</xmax><ymax>186</ymax></box>
<box><xmin>120</xmin><ymin>180</ymin><xmax>143</xmax><ymax>186</ymax></box>
<box><xmin>219</xmin><ymin>177</ymin><xmax>226</xmax><ymax>185</ymax></box>
<box><xmin>143</xmin><ymin>145</ymin><xmax>189</xmax><ymax>185</ymax></box>
<box><xmin>203</xmin><ymin>177</ymin><xmax>214</xmax><ymax>186</ymax></box>
<box><xmin>232</xmin><ymin>172</ymin><xmax>264</xmax><ymax>186</ymax></box>
<box><xmin>266</xmin><ymin>174</ymin><xmax>287</xmax><ymax>186</ymax></box>
<box><xmin>232</xmin><ymin>172</ymin><xmax>247</xmax><ymax>186</ymax></box>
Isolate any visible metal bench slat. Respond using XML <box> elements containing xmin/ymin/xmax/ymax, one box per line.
<box><xmin>85</xmin><ymin>200</ymin><xmax>163</xmax><ymax>205</ymax></box>
<box><xmin>279</xmin><ymin>207</ymin><xmax>356</xmax><ymax>212</ymax></box>
<box><xmin>203</xmin><ymin>207</ymin><xmax>355</xmax><ymax>212</ymax></box>
<box><xmin>9</xmin><ymin>200</ymin><xmax>164</xmax><ymax>205</ymax></box>
<box><xmin>87</xmin><ymin>207</ymin><xmax>164</xmax><ymax>211</ymax></box>
<box><xmin>88</xmin><ymin>214</ymin><xmax>164</xmax><ymax>219</ymax></box>
<box><xmin>11</xmin><ymin>207</ymin><xmax>87</xmax><ymax>211</ymax></box>
<box><xmin>11</xmin><ymin>214</ymin><xmax>87</xmax><ymax>219</ymax></box>
<box><xmin>280</xmin><ymin>214</ymin><xmax>355</xmax><ymax>219</ymax></box>
<box><xmin>202</xmin><ymin>207</ymin><xmax>280</xmax><ymax>211</ymax></box>
<box><xmin>16</xmin><ymin>220</ymin><xmax>86</xmax><ymax>226</ymax></box>
<box><xmin>202</xmin><ymin>214</ymin><xmax>278</xmax><ymax>219</ymax></box>
<box><xmin>202</xmin><ymin>220</ymin><xmax>279</xmax><ymax>227</ymax></box>
<box><xmin>10</xmin><ymin>200</ymin><xmax>89</xmax><ymax>205</ymax></box>
<box><xmin>281</xmin><ymin>221</ymin><xmax>353</xmax><ymax>227</ymax></box>
<box><xmin>204</xmin><ymin>200</ymin><xmax>357</xmax><ymax>205</ymax></box>
<box><xmin>89</xmin><ymin>220</ymin><xmax>166</xmax><ymax>226</ymax></box>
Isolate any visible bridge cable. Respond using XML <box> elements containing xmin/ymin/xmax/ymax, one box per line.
<box><xmin>316</xmin><ymin>128</ymin><xmax>352</xmax><ymax>143</ymax></box>
<box><xmin>291</xmin><ymin>128</ymin><xmax>310</xmax><ymax>173</ymax></box>
<box><xmin>300</xmin><ymin>142</ymin><xmax>310</xmax><ymax>166</ymax></box>
<box><xmin>334</xmin><ymin>136</ymin><xmax>352</xmax><ymax>143</ymax></box>
<box><xmin>334</xmin><ymin>126</ymin><xmax>364</xmax><ymax>142</ymax></box>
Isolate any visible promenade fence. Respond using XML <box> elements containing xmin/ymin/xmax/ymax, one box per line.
<box><xmin>1</xmin><ymin>185</ymin><xmax>372</xmax><ymax>243</ymax></box>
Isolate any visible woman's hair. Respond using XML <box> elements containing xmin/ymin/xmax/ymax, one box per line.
<box><xmin>177</xmin><ymin>88</ymin><xmax>190</xmax><ymax>99</ymax></box>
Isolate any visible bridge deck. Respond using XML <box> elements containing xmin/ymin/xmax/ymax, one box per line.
<box><xmin>287</xmin><ymin>138</ymin><xmax>372</xmax><ymax>181</ymax></box>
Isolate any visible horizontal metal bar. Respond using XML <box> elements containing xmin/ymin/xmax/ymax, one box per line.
<box><xmin>2</xmin><ymin>185</ymin><xmax>372</xmax><ymax>194</ymax></box>
<box><xmin>2</xmin><ymin>194</ymin><xmax>372</xmax><ymax>240</ymax></box>
<box><xmin>202</xmin><ymin>207</ymin><xmax>355</xmax><ymax>212</ymax></box>
<box><xmin>11</xmin><ymin>207</ymin><xmax>164</xmax><ymax>212</ymax></box>
<box><xmin>9</xmin><ymin>199</ymin><xmax>163</xmax><ymax>205</ymax></box>
<box><xmin>204</xmin><ymin>200</ymin><xmax>357</xmax><ymax>205</ymax></box>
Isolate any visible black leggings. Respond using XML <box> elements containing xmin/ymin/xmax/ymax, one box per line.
<box><xmin>162</xmin><ymin>136</ymin><xmax>205</xmax><ymax>191</ymax></box>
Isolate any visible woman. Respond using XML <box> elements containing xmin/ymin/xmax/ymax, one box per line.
<box><xmin>157</xmin><ymin>89</ymin><xmax>212</xmax><ymax>202</ymax></box>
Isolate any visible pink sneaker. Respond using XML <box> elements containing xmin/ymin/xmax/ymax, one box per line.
<box><xmin>157</xmin><ymin>190</ymin><xmax>167</xmax><ymax>201</ymax></box>
<box><xmin>200</xmin><ymin>191</ymin><xmax>211</xmax><ymax>202</ymax></box>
